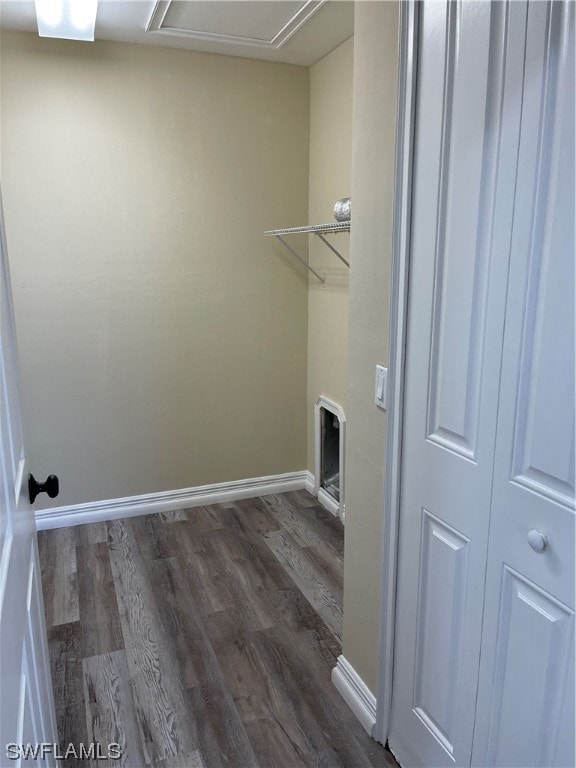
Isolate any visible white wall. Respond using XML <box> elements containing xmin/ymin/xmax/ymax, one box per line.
<box><xmin>0</xmin><ymin>32</ymin><xmax>310</xmax><ymax>507</ymax></box>
<box><xmin>343</xmin><ymin>1</ymin><xmax>399</xmax><ymax>693</ymax></box>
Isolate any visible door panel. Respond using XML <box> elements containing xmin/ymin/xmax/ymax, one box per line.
<box><xmin>471</xmin><ymin>3</ymin><xmax>575</xmax><ymax>766</ymax></box>
<box><xmin>423</xmin><ymin>0</ymin><xmax>497</xmax><ymax>463</ymax></box>
<box><xmin>0</xmin><ymin>212</ymin><xmax>24</xmax><ymax>487</ymax></box>
<box><xmin>389</xmin><ymin>1</ymin><xmax>574</xmax><ymax>766</ymax></box>
<box><xmin>507</xmin><ymin>0</ymin><xmax>575</xmax><ymax>512</ymax></box>
<box><xmin>412</xmin><ymin>511</ymin><xmax>470</xmax><ymax>757</ymax></box>
<box><xmin>388</xmin><ymin>3</ymin><xmax>527</xmax><ymax>765</ymax></box>
<box><xmin>478</xmin><ymin>567</ymin><xmax>573</xmax><ymax>768</ymax></box>
<box><xmin>26</xmin><ymin>544</ymin><xmax>56</xmax><ymax>745</ymax></box>
<box><xmin>0</xmin><ymin>190</ymin><xmax>57</xmax><ymax>761</ymax></box>
<box><xmin>19</xmin><ymin>644</ymin><xmax>41</xmax><ymax>768</ymax></box>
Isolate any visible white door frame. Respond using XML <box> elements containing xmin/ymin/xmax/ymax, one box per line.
<box><xmin>373</xmin><ymin>0</ymin><xmax>419</xmax><ymax>745</ymax></box>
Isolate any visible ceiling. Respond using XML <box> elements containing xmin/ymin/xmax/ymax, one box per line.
<box><xmin>0</xmin><ymin>0</ymin><xmax>354</xmax><ymax>66</ymax></box>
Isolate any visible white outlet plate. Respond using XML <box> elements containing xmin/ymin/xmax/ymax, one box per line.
<box><xmin>375</xmin><ymin>365</ymin><xmax>388</xmax><ymax>410</ymax></box>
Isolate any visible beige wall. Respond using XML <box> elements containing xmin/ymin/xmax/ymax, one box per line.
<box><xmin>343</xmin><ymin>1</ymin><xmax>399</xmax><ymax>693</ymax></box>
<box><xmin>1</xmin><ymin>18</ymin><xmax>399</xmax><ymax>694</ymax></box>
<box><xmin>307</xmin><ymin>36</ymin><xmax>353</xmax><ymax>471</ymax></box>
<box><xmin>0</xmin><ymin>32</ymin><xmax>310</xmax><ymax>508</ymax></box>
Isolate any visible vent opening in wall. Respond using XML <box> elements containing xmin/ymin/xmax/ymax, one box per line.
<box><xmin>314</xmin><ymin>396</ymin><xmax>346</xmax><ymax>521</ymax></box>
<box><xmin>322</xmin><ymin>411</ymin><xmax>340</xmax><ymax>500</ymax></box>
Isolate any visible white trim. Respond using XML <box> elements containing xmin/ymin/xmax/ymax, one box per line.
<box><xmin>317</xmin><ymin>487</ymin><xmax>340</xmax><ymax>518</ymax></box>
<box><xmin>15</xmin><ymin>455</ymin><xmax>25</xmax><ymax>505</ymax></box>
<box><xmin>34</xmin><ymin>471</ymin><xmax>310</xmax><ymax>531</ymax></box>
<box><xmin>332</xmin><ymin>655</ymin><xmax>377</xmax><ymax>737</ymax></box>
<box><xmin>314</xmin><ymin>396</ymin><xmax>346</xmax><ymax>521</ymax></box>
<box><xmin>374</xmin><ymin>0</ymin><xmax>419</xmax><ymax>747</ymax></box>
<box><xmin>146</xmin><ymin>0</ymin><xmax>326</xmax><ymax>50</ymax></box>
<box><xmin>304</xmin><ymin>470</ymin><xmax>315</xmax><ymax>495</ymax></box>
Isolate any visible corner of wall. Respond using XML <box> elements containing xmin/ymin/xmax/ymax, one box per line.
<box><xmin>306</xmin><ymin>36</ymin><xmax>354</xmax><ymax>473</ymax></box>
<box><xmin>341</xmin><ymin>1</ymin><xmax>400</xmax><ymax>694</ymax></box>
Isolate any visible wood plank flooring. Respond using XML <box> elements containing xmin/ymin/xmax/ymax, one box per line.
<box><xmin>38</xmin><ymin>490</ymin><xmax>398</xmax><ymax>768</ymax></box>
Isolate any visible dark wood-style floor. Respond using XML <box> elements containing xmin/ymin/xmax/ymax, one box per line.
<box><xmin>38</xmin><ymin>490</ymin><xmax>398</xmax><ymax>768</ymax></box>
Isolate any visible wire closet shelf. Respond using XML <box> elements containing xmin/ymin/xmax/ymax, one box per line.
<box><xmin>264</xmin><ymin>221</ymin><xmax>350</xmax><ymax>285</ymax></box>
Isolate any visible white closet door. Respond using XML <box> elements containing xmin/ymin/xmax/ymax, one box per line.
<box><xmin>471</xmin><ymin>3</ymin><xmax>575</xmax><ymax>766</ymax></box>
<box><xmin>0</xmin><ymin>189</ymin><xmax>58</xmax><ymax>760</ymax></box>
<box><xmin>387</xmin><ymin>3</ymin><xmax>527</xmax><ymax>766</ymax></box>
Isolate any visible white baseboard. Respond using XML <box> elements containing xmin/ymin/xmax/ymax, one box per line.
<box><xmin>304</xmin><ymin>473</ymin><xmax>344</xmax><ymax>522</ymax></box>
<box><xmin>332</xmin><ymin>655</ymin><xmax>377</xmax><ymax>737</ymax></box>
<box><xmin>318</xmin><ymin>487</ymin><xmax>341</xmax><ymax>519</ymax></box>
<box><xmin>304</xmin><ymin>470</ymin><xmax>315</xmax><ymax>495</ymax></box>
<box><xmin>35</xmin><ymin>470</ymin><xmax>310</xmax><ymax>531</ymax></box>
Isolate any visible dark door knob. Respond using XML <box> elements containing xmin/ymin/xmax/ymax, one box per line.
<box><xmin>28</xmin><ymin>474</ymin><xmax>59</xmax><ymax>504</ymax></box>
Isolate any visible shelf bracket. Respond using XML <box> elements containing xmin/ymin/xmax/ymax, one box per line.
<box><xmin>275</xmin><ymin>235</ymin><xmax>325</xmax><ymax>285</ymax></box>
<box><xmin>315</xmin><ymin>232</ymin><xmax>350</xmax><ymax>268</ymax></box>
<box><xmin>265</xmin><ymin>222</ymin><xmax>350</xmax><ymax>284</ymax></box>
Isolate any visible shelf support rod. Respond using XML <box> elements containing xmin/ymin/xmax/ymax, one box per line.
<box><xmin>276</xmin><ymin>235</ymin><xmax>325</xmax><ymax>285</ymax></box>
<box><xmin>315</xmin><ymin>232</ymin><xmax>350</xmax><ymax>268</ymax></box>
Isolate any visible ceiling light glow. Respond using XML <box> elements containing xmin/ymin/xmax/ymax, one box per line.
<box><xmin>35</xmin><ymin>0</ymin><xmax>62</xmax><ymax>27</ymax></box>
<box><xmin>35</xmin><ymin>0</ymin><xmax>98</xmax><ymax>41</ymax></box>
<box><xmin>69</xmin><ymin>0</ymin><xmax>97</xmax><ymax>31</ymax></box>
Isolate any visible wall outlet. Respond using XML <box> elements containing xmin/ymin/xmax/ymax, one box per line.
<box><xmin>375</xmin><ymin>365</ymin><xmax>388</xmax><ymax>410</ymax></box>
